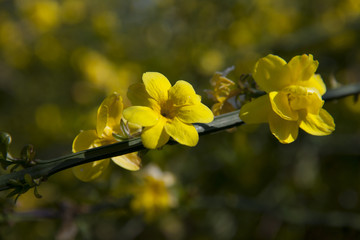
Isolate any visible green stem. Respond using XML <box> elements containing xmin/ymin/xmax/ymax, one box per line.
<box><xmin>0</xmin><ymin>110</ymin><xmax>243</xmax><ymax>191</ymax></box>
<box><xmin>0</xmin><ymin>83</ymin><xmax>359</xmax><ymax>192</ymax></box>
<box><xmin>323</xmin><ymin>83</ymin><xmax>360</xmax><ymax>101</ymax></box>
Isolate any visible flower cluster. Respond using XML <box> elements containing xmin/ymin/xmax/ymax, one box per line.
<box><xmin>72</xmin><ymin>93</ymin><xmax>141</xmax><ymax>181</ymax></box>
<box><xmin>73</xmin><ymin>73</ymin><xmax>214</xmax><ymax>180</ymax></box>
<box><xmin>239</xmin><ymin>54</ymin><xmax>335</xmax><ymax>143</ymax></box>
<box><xmin>73</xmin><ymin>54</ymin><xmax>336</xmax><ymax>181</ymax></box>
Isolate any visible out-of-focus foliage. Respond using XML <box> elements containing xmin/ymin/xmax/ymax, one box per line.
<box><xmin>1</xmin><ymin>0</ymin><xmax>360</xmax><ymax>239</ymax></box>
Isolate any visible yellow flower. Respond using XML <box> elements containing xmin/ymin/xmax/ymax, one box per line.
<box><xmin>123</xmin><ymin>72</ymin><xmax>214</xmax><ymax>149</ymax></box>
<box><xmin>239</xmin><ymin>54</ymin><xmax>335</xmax><ymax>143</ymax></box>
<box><xmin>207</xmin><ymin>72</ymin><xmax>237</xmax><ymax>116</ymax></box>
<box><xmin>130</xmin><ymin>164</ymin><xmax>176</xmax><ymax>220</ymax></box>
<box><xmin>72</xmin><ymin>93</ymin><xmax>141</xmax><ymax>181</ymax></box>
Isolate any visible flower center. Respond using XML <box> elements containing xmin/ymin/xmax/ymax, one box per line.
<box><xmin>160</xmin><ymin>101</ymin><xmax>177</xmax><ymax>119</ymax></box>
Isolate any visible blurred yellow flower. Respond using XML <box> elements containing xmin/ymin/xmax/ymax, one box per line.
<box><xmin>123</xmin><ymin>72</ymin><xmax>214</xmax><ymax>149</ymax></box>
<box><xmin>72</xmin><ymin>93</ymin><xmax>141</xmax><ymax>181</ymax></box>
<box><xmin>240</xmin><ymin>54</ymin><xmax>335</xmax><ymax>143</ymax></box>
<box><xmin>130</xmin><ymin>164</ymin><xmax>176</xmax><ymax>220</ymax></box>
<box><xmin>19</xmin><ymin>0</ymin><xmax>60</xmax><ymax>32</ymax></box>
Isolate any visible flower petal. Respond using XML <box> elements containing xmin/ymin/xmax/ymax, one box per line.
<box><xmin>269</xmin><ymin>112</ymin><xmax>299</xmax><ymax>144</ymax></box>
<box><xmin>97</xmin><ymin>105</ymin><xmax>108</xmax><ymax>137</ymax></box>
<box><xmin>269</xmin><ymin>91</ymin><xmax>298</xmax><ymax>120</ymax></box>
<box><xmin>123</xmin><ymin>106</ymin><xmax>159</xmax><ymax>126</ymax></box>
<box><xmin>300</xmin><ymin>74</ymin><xmax>326</xmax><ymax>96</ymax></box>
<box><xmin>284</xmin><ymin>85</ymin><xmax>324</xmax><ymax>115</ymax></box>
<box><xmin>253</xmin><ymin>54</ymin><xmax>289</xmax><ymax>92</ymax></box>
<box><xmin>239</xmin><ymin>95</ymin><xmax>271</xmax><ymax>124</ymax></box>
<box><xmin>72</xmin><ymin>130</ymin><xmax>98</xmax><ymax>152</ymax></box>
<box><xmin>212</xmin><ymin>101</ymin><xmax>235</xmax><ymax>116</ymax></box>
<box><xmin>141</xmin><ymin>117</ymin><xmax>170</xmax><ymax>149</ymax></box>
<box><xmin>97</xmin><ymin>93</ymin><xmax>123</xmax><ymax>136</ymax></box>
<box><xmin>168</xmin><ymin>80</ymin><xmax>200</xmax><ymax>106</ymax></box>
<box><xmin>72</xmin><ymin>159</ymin><xmax>110</xmax><ymax>182</ymax></box>
<box><xmin>127</xmin><ymin>83</ymin><xmax>152</xmax><ymax>106</ymax></box>
<box><xmin>177</xmin><ymin>103</ymin><xmax>214</xmax><ymax>123</ymax></box>
<box><xmin>287</xmin><ymin>54</ymin><xmax>318</xmax><ymax>83</ymax></box>
<box><xmin>143</xmin><ymin>72</ymin><xmax>171</xmax><ymax>103</ymax></box>
<box><xmin>112</xmin><ymin>152</ymin><xmax>141</xmax><ymax>171</ymax></box>
<box><xmin>299</xmin><ymin>109</ymin><xmax>335</xmax><ymax>136</ymax></box>
<box><xmin>165</xmin><ymin>117</ymin><xmax>199</xmax><ymax>147</ymax></box>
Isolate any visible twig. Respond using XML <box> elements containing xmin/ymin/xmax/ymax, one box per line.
<box><xmin>323</xmin><ymin>83</ymin><xmax>360</xmax><ymax>101</ymax></box>
<box><xmin>0</xmin><ymin>83</ymin><xmax>359</xmax><ymax>192</ymax></box>
<box><xmin>0</xmin><ymin>110</ymin><xmax>244</xmax><ymax>191</ymax></box>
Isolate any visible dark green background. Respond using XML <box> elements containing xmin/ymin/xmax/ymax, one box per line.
<box><xmin>1</xmin><ymin>0</ymin><xmax>360</xmax><ymax>239</ymax></box>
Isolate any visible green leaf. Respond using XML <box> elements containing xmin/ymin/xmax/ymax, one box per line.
<box><xmin>7</xmin><ymin>189</ymin><xmax>20</xmax><ymax>199</ymax></box>
<box><xmin>21</xmin><ymin>144</ymin><xmax>36</xmax><ymax>164</ymax></box>
<box><xmin>24</xmin><ymin>174</ymin><xmax>34</xmax><ymax>186</ymax></box>
<box><xmin>34</xmin><ymin>186</ymin><xmax>42</xmax><ymax>199</ymax></box>
<box><xmin>8</xmin><ymin>179</ymin><xmax>23</xmax><ymax>187</ymax></box>
<box><xmin>112</xmin><ymin>132</ymin><xmax>129</xmax><ymax>141</ymax></box>
<box><xmin>0</xmin><ymin>132</ymin><xmax>11</xmax><ymax>159</ymax></box>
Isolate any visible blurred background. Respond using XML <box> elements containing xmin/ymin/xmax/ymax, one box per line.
<box><xmin>1</xmin><ymin>0</ymin><xmax>360</xmax><ymax>239</ymax></box>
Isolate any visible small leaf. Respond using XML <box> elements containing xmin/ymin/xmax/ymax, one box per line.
<box><xmin>24</xmin><ymin>174</ymin><xmax>34</xmax><ymax>186</ymax></box>
<box><xmin>0</xmin><ymin>132</ymin><xmax>12</xmax><ymax>169</ymax></box>
<box><xmin>21</xmin><ymin>144</ymin><xmax>36</xmax><ymax>164</ymax></box>
<box><xmin>34</xmin><ymin>186</ymin><xmax>42</xmax><ymax>199</ymax></box>
<box><xmin>7</xmin><ymin>189</ymin><xmax>20</xmax><ymax>199</ymax></box>
<box><xmin>10</xmin><ymin>164</ymin><xmax>20</xmax><ymax>172</ymax></box>
<box><xmin>120</xmin><ymin>120</ymin><xmax>131</xmax><ymax>138</ymax></box>
<box><xmin>8</xmin><ymin>179</ymin><xmax>23</xmax><ymax>187</ymax></box>
<box><xmin>112</xmin><ymin>132</ymin><xmax>129</xmax><ymax>141</ymax></box>
<box><xmin>0</xmin><ymin>132</ymin><xmax>11</xmax><ymax>160</ymax></box>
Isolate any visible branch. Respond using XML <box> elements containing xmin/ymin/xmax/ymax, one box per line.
<box><xmin>0</xmin><ymin>110</ymin><xmax>244</xmax><ymax>191</ymax></box>
<box><xmin>0</xmin><ymin>83</ymin><xmax>359</xmax><ymax>192</ymax></box>
<box><xmin>323</xmin><ymin>83</ymin><xmax>360</xmax><ymax>101</ymax></box>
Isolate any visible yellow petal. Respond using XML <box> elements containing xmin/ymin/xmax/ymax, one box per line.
<box><xmin>284</xmin><ymin>85</ymin><xmax>324</xmax><ymax>115</ymax></box>
<box><xmin>287</xmin><ymin>54</ymin><xmax>318</xmax><ymax>82</ymax></box>
<box><xmin>123</xmin><ymin>106</ymin><xmax>159</xmax><ymax>126</ymax></box>
<box><xmin>141</xmin><ymin>117</ymin><xmax>169</xmax><ymax>149</ymax></box>
<box><xmin>269</xmin><ymin>112</ymin><xmax>299</xmax><ymax>144</ymax></box>
<box><xmin>127</xmin><ymin>83</ymin><xmax>153</xmax><ymax>107</ymax></box>
<box><xmin>239</xmin><ymin>95</ymin><xmax>271</xmax><ymax>124</ymax></box>
<box><xmin>97</xmin><ymin>104</ymin><xmax>108</xmax><ymax>137</ymax></box>
<box><xmin>72</xmin><ymin>130</ymin><xmax>98</xmax><ymax>152</ymax></box>
<box><xmin>177</xmin><ymin>103</ymin><xmax>214</xmax><ymax>123</ymax></box>
<box><xmin>107</xmin><ymin>94</ymin><xmax>123</xmax><ymax>130</ymax></box>
<box><xmin>165</xmin><ymin>117</ymin><xmax>199</xmax><ymax>147</ymax></box>
<box><xmin>300</xmin><ymin>74</ymin><xmax>326</xmax><ymax>96</ymax></box>
<box><xmin>211</xmin><ymin>102</ymin><xmax>222</xmax><ymax>116</ymax></box>
<box><xmin>111</xmin><ymin>152</ymin><xmax>141</xmax><ymax>171</ymax></box>
<box><xmin>97</xmin><ymin>93</ymin><xmax>123</xmax><ymax>136</ymax></box>
<box><xmin>143</xmin><ymin>72</ymin><xmax>171</xmax><ymax>103</ymax></box>
<box><xmin>269</xmin><ymin>91</ymin><xmax>298</xmax><ymax>120</ymax></box>
<box><xmin>299</xmin><ymin>109</ymin><xmax>335</xmax><ymax>136</ymax></box>
<box><xmin>168</xmin><ymin>80</ymin><xmax>200</xmax><ymax>106</ymax></box>
<box><xmin>212</xmin><ymin>102</ymin><xmax>235</xmax><ymax>116</ymax></box>
<box><xmin>253</xmin><ymin>54</ymin><xmax>289</xmax><ymax>92</ymax></box>
<box><xmin>93</xmin><ymin>136</ymin><xmax>116</xmax><ymax>148</ymax></box>
<box><xmin>72</xmin><ymin>159</ymin><xmax>110</xmax><ymax>182</ymax></box>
